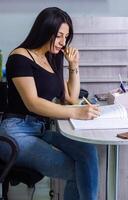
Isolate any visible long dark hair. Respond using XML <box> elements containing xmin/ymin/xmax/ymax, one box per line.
<box><xmin>18</xmin><ymin>7</ymin><xmax>74</xmax><ymax>103</ymax></box>
<box><xmin>18</xmin><ymin>7</ymin><xmax>73</xmax><ymax>50</ymax></box>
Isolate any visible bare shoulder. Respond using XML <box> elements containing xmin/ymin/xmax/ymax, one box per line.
<box><xmin>10</xmin><ymin>48</ymin><xmax>28</xmax><ymax>57</ymax></box>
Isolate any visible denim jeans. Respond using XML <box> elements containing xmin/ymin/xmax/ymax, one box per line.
<box><xmin>0</xmin><ymin>115</ymin><xmax>99</xmax><ymax>200</ymax></box>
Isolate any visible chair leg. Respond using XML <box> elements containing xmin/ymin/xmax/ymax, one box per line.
<box><xmin>49</xmin><ymin>190</ymin><xmax>54</xmax><ymax>200</ymax></box>
<box><xmin>2</xmin><ymin>177</ymin><xmax>9</xmax><ymax>200</ymax></box>
<box><xmin>0</xmin><ymin>183</ymin><xmax>4</xmax><ymax>200</ymax></box>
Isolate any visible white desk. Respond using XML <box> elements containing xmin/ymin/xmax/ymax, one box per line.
<box><xmin>57</xmin><ymin>119</ymin><xmax>128</xmax><ymax>200</ymax></box>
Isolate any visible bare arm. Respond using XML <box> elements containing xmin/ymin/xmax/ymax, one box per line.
<box><xmin>12</xmin><ymin>77</ymin><xmax>100</xmax><ymax>120</ymax></box>
<box><xmin>63</xmin><ymin>47</ymin><xmax>80</xmax><ymax>104</ymax></box>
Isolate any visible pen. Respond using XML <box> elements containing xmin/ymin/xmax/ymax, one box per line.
<box><xmin>119</xmin><ymin>74</ymin><xmax>126</xmax><ymax>93</ymax></box>
<box><xmin>82</xmin><ymin>97</ymin><xmax>92</xmax><ymax>105</ymax></box>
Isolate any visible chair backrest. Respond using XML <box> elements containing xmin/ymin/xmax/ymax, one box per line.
<box><xmin>0</xmin><ymin>135</ymin><xmax>19</xmax><ymax>183</ymax></box>
<box><xmin>0</xmin><ymin>82</ymin><xmax>8</xmax><ymax>112</ymax></box>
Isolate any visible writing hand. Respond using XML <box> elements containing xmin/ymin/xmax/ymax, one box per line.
<box><xmin>71</xmin><ymin>105</ymin><xmax>101</xmax><ymax>120</ymax></box>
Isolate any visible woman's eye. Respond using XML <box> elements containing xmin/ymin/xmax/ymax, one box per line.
<box><xmin>56</xmin><ymin>35</ymin><xmax>68</xmax><ymax>41</ymax></box>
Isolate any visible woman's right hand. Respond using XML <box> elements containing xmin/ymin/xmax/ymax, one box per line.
<box><xmin>70</xmin><ymin>105</ymin><xmax>101</xmax><ymax>120</ymax></box>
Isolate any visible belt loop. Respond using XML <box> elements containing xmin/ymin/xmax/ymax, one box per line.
<box><xmin>41</xmin><ymin>123</ymin><xmax>45</xmax><ymax>133</ymax></box>
<box><xmin>25</xmin><ymin>115</ymin><xmax>29</xmax><ymax>121</ymax></box>
<box><xmin>0</xmin><ymin>114</ymin><xmax>2</xmax><ymax>123</ymax></box>
<box><xmin>0</xmin><ymin>113</ymin><xmax>5</xmax><ymax>122</ymax></box>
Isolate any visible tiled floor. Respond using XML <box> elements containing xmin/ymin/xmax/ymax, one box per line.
<box><xmin>8</xmin><ymin>177</ymin><xmax>50</xmax><ymax>200</ymax></box>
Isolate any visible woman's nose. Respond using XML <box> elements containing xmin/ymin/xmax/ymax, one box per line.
<box><xmin>60</xmin><ymin>37</ymin><xmax>66</xmax><ymax>46</ymax></box>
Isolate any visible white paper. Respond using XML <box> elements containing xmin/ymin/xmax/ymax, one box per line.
<box><xmin>70</xmin><ymin>104</ymin><xmax>128</xmax><ymax>130</ymax></box>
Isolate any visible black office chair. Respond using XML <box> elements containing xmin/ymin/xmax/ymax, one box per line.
<box><xmin>0</xmin><ymin>134</ymin><xmax>46</xmax><ymax>200</ymax></box>
<box><xmin>0</xmin><ymin>82</ymin><xmax>54</xmax><ymax>200</ymax></box>
<box><xmin>0</xmin><ymin>134</ymin><xmax>19</xmax><ymax>200</ymax></box>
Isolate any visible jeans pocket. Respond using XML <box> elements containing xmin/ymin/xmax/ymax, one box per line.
<box><xmin>1</xmin><ymin>118</ymin><xmax>45</xmax><ymax>136</ymax></box>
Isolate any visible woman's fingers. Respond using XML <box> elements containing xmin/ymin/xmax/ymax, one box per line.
<box><xmin>87</xmin><ymin>105</ymin><xmax>101</xmax><ymax>119</ymax></box>
<box><xmin>71</xmin><ymin>105</ymin><xmax>101</xmax><ymax>120</ymax></box>
<box><xmin>76</xmin><ymin>105</ymin><xmax>101</xmax><ymax>120</ymax></box>
<box><xmin>64</xmin><ymin>47</ymin><xmax>78</xmax><ymax>60</ymax></box>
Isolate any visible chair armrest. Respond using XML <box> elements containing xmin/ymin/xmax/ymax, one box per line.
<box><xmin>0</xmin><ymin>135</ymin><xmax>19</xmax><ymax>182</ymax></box>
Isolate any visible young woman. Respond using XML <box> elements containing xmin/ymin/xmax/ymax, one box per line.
<box><xmin>0</xmin><ymin>7</ymin><xmax>100</xmax><ymax>200</ymax></box>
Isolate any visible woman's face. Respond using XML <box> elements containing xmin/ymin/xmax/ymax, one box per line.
<box><xmin>50</xmin><ymin>23</ymin><xmax>69</xmax><ymax>54</ymax></box>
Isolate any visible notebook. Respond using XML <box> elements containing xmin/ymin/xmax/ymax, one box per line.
<box><xmin>70</xmin><ymin>104</ymin><xmax>128</xmax><ymax>130</ymax></box>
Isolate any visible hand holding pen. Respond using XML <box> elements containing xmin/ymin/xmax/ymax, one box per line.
<box><xmin>78</xmin><ymin>97</ymin><xmax>100</xmax><ymax>119</ymax></box>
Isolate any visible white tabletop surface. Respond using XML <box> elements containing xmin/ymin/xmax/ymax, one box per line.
<box><xmin>57</xmin><ymin>120</ymin><xmax>128</xmax><ymax>145</ymax></box>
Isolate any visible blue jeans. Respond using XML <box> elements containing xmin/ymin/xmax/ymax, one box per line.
<box><xmin>0</xmin><ymin>115</ymin><xmax>99</xmax><ymax>200</ymax></box>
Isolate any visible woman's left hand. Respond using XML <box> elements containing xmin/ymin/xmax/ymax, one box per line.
<box><xmin>63</xmin><ymin>47</ymin><xmax>79</xmax><ymax>67</ymax></box>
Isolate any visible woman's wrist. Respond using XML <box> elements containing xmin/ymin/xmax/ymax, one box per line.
<box><xmin>69</xmin><ymin>62</ymin><xmax>79</xmax><ymax>69</ymax></box>
<box><xmin>68</xmin><ymin>67</ymin><xmax>79</xmax><ymax>74</ymax></box>
<box><xmin>68</xmin><ymin>62</ymin><xmax>79</xmax><ymax>74</ymax></box>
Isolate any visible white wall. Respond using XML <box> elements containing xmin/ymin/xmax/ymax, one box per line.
<box><xmin>0</xmin><ymin>0</ymin><xmax>128</xmax><ymax>66</ymax></box>
<box><xmin>0</xmin><ymin>13</ymin><xmax>35</xmax><ymax>65</ymax></box>
<box><xmin>1</xmin><ymin>0</ymin><xmax>128</xmax><ymax>16</ymax></box>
